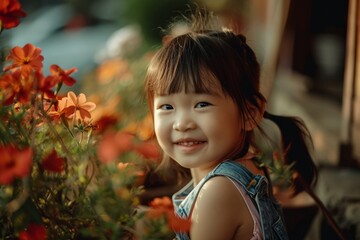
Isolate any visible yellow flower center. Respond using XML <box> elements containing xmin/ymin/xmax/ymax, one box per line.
<box><xmin>23</xmin><ymin>57</ymin><xmax>31</xmax><ymax>64</ymax></box>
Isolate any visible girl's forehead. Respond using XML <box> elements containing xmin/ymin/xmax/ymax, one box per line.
<box><xmin>161</xmin><ymin>69</ymin><xmax>223</xmax><ymax>93</ymax></box>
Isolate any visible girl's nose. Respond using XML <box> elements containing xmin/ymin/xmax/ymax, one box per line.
<box><xmin>173</xmin><ymin>117</ymin><xmax>196</xmax><ymax>131</ymax></box>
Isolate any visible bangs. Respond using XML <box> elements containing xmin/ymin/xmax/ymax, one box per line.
<box><xmin>146</xmin><ymin>34</ymin><xmax>221</xmax><ymax>96</ymax></box>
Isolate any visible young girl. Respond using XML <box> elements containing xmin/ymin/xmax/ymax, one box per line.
<box><xmin>144</xmin><ymin>10</ymin><xmax>317</xmax><ymax>240</ymax></box>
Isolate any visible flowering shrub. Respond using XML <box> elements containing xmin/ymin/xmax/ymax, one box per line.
<box><xmin>0</xmin><ymin>1</ymin><xmax>190</xmax><ymax>239</ymax></box>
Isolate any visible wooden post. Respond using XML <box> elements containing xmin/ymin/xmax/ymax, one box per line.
<box><xmin>339</xmin><ymin>0</ymin><xmax>359</xmax><ymax>167</ymax></box>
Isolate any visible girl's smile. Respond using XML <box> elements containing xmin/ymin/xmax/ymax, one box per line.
<box><xmin>174</xmin><ymin>138</ymin><xmax>207</xmax><ymax>153</ymax></box>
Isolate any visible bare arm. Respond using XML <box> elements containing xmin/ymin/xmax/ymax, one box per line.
<box><xmin>190</xmin><ymin>176</ymin><xmax>254</xmax><ymax>240</ymax></box>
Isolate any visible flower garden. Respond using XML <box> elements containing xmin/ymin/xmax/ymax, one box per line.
<box><xmin>0</xmin><ymin>1</ymin><xmax>191</xmax><ymax>239</ymax></box>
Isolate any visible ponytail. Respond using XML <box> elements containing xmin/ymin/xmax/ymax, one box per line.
<box><xmin>263</xmin><ymin>111</ymin><xmax>318</xmax><ymax>194</ymax></box>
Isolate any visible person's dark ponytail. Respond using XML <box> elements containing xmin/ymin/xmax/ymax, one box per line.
<box><xmin>263</xmin><ymin>111</ymin><xmax>318</xmax><ymax>194</ymax></box>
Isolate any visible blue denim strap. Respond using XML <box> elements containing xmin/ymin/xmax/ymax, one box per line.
<box><xmin>210</xmin><ymin>160</ymin><xmax>266</xmax><ymax>198</ymax></box>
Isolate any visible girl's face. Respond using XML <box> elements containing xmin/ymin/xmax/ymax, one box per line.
<box><xmin>153</xmin><ymin>87</ymin><xmax>244</xmax><ymax>171</ymax></box>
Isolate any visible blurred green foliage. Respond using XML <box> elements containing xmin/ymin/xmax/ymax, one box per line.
<box><xmin>122</xmin><ymin>0</ymin><xmax>192</xmax><ymax>44</ymax></box>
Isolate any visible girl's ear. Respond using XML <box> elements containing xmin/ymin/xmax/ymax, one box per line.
<box><xmin>244</xmin><ymin>100</ymin><xmax>265</xmax><ymax>131</ymax></box>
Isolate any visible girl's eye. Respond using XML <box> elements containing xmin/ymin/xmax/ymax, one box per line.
<box><xmin>195</xmin><ymin>102</ymin><xmax>211</xmax><ymax>108</ymax></box>
<box><xmin>159</xmin><ymin>104</ymin><xmax>173</xmax><ymax>110</ymax></box>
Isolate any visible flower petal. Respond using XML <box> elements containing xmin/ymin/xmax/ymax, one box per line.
<box><xmin>79</xmin><ymin>109</ymin><xmax>91</xmax><ymax>119</ymax></box>
<box><xmin>80</xmin><ymin>102</ymin><xmax>96</xmax><ymax>112</ymax></box>
<box><xmin>67</xmin><ymin>91</ymin><xmax>77</xmax><ymax>105</ymax></box>
<box><xmin>77</xmin><ymin>93</ymin><xmax>87</xmax><ymax>104</ymax></box>
<box><xmin>23</xmin><ymin>43</ymin><xmax>36</xmax><ymax>58</ymax></box>
<box><xmin>9</xmin><ymin>46</ymin><xmax>24</xmax><ymax>62</ymax></box>
<box><xmin>49</xmin><ymin>64</ymin><xmax>61</xmax><ymax>75</ymax></box>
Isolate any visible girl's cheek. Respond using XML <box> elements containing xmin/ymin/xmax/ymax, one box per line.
<box><xmin>154</xmin><ymin>118</ymin><xmax>165</xmax><ymax>138</ymax></box>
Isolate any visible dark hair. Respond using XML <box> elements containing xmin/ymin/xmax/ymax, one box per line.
<box><xmin>144</xmin><ymin>10</ymin><xmax>317</xmax><ymax>193</ymax></box>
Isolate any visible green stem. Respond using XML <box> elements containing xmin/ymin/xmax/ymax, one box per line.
<box><xmin>29</xmin><ymin>94</ymin><xmax>41</xmax><ymax>149</ymax></box>
<box><xmin>11</xmin><ymin>107</ymin><xmax>29</xmax><ymax>144</ymax></box>
<box><xmin>79</xmin><ymin>131</ymin><xmax>84</xmax><ymax>144</ymax></box>
<box><xmin>61</xmin><ymin>115</ymin><xmax>75</xmax><ymax>139</ymax></box>
<box><xmin>39</xmin><ymin>107</ymin><xmax>75</xmax><ymax>164</ymax></box>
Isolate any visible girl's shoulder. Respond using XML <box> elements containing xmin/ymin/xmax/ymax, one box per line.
<box><xmin>190</xmin><ymin>176</ymin><xmax>254</xmax><ymax>239</ymax></box>
<box><xmin>196</xmin><ymin>175</ymin><xmax>249</xmax><ymax>215</ymax></box>
<box><xmin>197</xmin><ymin>176</ymin><xmax>253</xmax><ymax>221</ymax></box>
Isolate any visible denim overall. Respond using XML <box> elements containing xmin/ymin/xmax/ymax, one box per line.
<box><xmin>172</xmin><ymin>160</ymin><xmax>289</xmax><ymax>240</ymax></box>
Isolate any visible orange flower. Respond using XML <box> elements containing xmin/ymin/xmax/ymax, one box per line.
<box><xmin>41</xmin><ymin>150</ymin><xmax>66</xmax><ymax>173</ymax></box>
<box><xmin>0</xmin><ymin>145</ymin><xmax>32</xmax><ymax>185</ymax></box>
<box><xmin>0</xmin><ymin>0</ymin><xmax>26</xmax><ymax>31</ymax></box>
<box><xmin>146</xmin><ymin>197</ymin><xmax>172</xmax><ymax>219</ymax></box>
<box><xmin>18</xmin><ymin>223</ymin><xmax>47</xmax><ymax>240</ymax></box>
<box><xmin>37</xmin><ymin>72</ymin><xmax>57</xmax><ymax>99</ymax></box>
<box><xmin>62</xmin><ymin>91</ymin><xmax>96</xmax><ymax>120</ymax></box>
<box><xmin>167</xmin><ymin>209</ymin><xmax>191</xmax><ymax>233</ymax></box>
<box><xmin>96</xmin><ymin>58</ymin><xmax>131</xmax><ymax>84</ymax></box>
<box><xmin>147</xmin><ymin>196</ymin><xmax>191</xmax><ymax>233</ymax></box>
<box><xmin>149</xmin><ymin>196</ymin><xmax>173</xmax><ymax>210</ymax></box>
<box><xmin>123</xmin><ymin>114</ymin><xmax>154</xmax><ymax>141</ymax></box>
<box><xmin>0</xmin><ymin>71</ymin><xmax>20</xmax><ymax>105</ymax></box>
<box><xmin>134</xmin><ymin>140</ymin><xmax>161</xmax><ymax>162</ymax></box>
<box><xmin>0</xmin><ymin>69</ymin><xmax>34</xmax><ymax>105</ymax></box>
<box><xmin>90</xmin><ymin>96</ymin><xmax>121</xmax><ymax>132</ymax></box>
<box><xmin>46</xmin><ymin>95</ymin><xmax>66</xmax><ymax>121</ymax></box>
<box><xmin>97</xmin><ymin>131</ymin><xmax>134</xmax><ymax>163</ymax></box>
<box><xmin>46</xmin><ymin>64</ymin><xmax>77</xmax><ymax>87</ymax></box>
<box><xmin>3</xmin><ymin>43</ymin><xmax>44</xmax><ymax>76</ymax></box>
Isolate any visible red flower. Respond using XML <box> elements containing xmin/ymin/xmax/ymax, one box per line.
<box><xmin>0</xmin><ymin>71</ymin><xmax>20</xmax><ymax>105</ymax></box>
<box><xmin>46</xmin><ymin>64</ymin><xmax>77</xmax><ymax>87</ymax></box>
<box><xmin>18</xmin><ymin>223</ymin><xmax>47</xmax><ymax>240</ymax></box>
<box><xmin>148</xmin><ymin>196</ymin><xmax>191</xmax><ymax>233</ymax></box>
<box><xmin>0</xmin><ymin>145</ymin><xmax>32</xmax><ymax>185</ymax></box>
<box><xmin>0</xmin><ymin>69</ymin><xmax>38</xmax><ymax>105</ymax></box>
<box><xmin>37</xmin><ymin>72</ymin><xmax>57</xmax><ymax>99</ymax></box>
<box><xmin>0</xmin><ymin>0</ymin><xmax>26</xmax><ymax>31</ymax></box>
<box><xmin>134</xmin><ymin>140</ymin><xmax>161</xmax><ymax>162</ymax></box>
<box><xmin>94</xmin><ymin>114</ymin><xmax>119</xmax><ymax>133</ymax></box>
<box><xmin>97</xmin><ymin>131</ymin><xmax>134</xmax><ymax>163</ymax></box>
<box><xmin>167</xmin><ymin>209</ymin><xmax>191</xmax><ymax>232</ymax></box>
<box><xmin>3</xmin><ymin>43</ymin><xmax>44</xmax><ymax>76</ymax></box>
<box><xmin>41</xmin><ymin>150</ymin><xmax>66</xmax><ymax>173</ymax></box>
<box><xmin>148</xmin><ymin>196</ymin><xmax>173</xmax><ymax>211</ymax></box>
